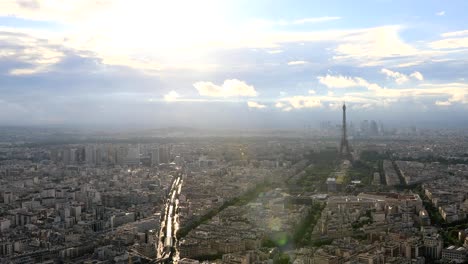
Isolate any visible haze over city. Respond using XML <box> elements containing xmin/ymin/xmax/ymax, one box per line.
<box><xmin>1</xmin><ymin>2</ymin><xmax>468</xmax><ymax>264</ymax></box>
<box><xmin>1</xmin><ymin>0</ymin><xmax>468</xmax><ymax>128</ymax></box>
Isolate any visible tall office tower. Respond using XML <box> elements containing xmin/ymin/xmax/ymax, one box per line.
<box><xmin>103</xmin><ymin>145</ymin><xmax>112</xmax><ymax>164</ymax></box>
<box><xmin>69</xmin><ymin>148</ymin><xmax>77</xmax><ymax>165</ymax></box>
<box><xmin>151</xmin><ymin>148</ymin><xmax>160</xmax><ymax>166</ymax></box>
<box><xmin>61</xmin><ymin>148</ymin><xmax>71</xmax><ymax>165</ymax></box>
<box><xmin>158</xmin><ymin>146</ymin><xmax>171</xmax><ymax>164</ymax></box>
<box><xmin>378</xmin><ymin>121</ymin><xmax>385</xmax><ymax>136</ymax></box>
<box><xmin>77</xmin><ymin>147</ymin><xmax>86</xmax><ymax>163</ymax></box>
<box><xmin>339</xmin><ymin>103</ymin><xmax>352</xmax><ymax>158</ymax></box>
<box><xmin>361</xmin><ymin>120</ymin><xmax>370</xmax><ymax>135</ymax></box>
<box><xmin>125</xmin><ymin>145</ymin><xmax>140</xmax><ymax>166</ymax></box>
<box><xmin>50</xmin><ymin>149</ymin><xmax>60</xmax><ymax>163</ymax></box>
<box><xmin>370</xmin><ymin>120</ymin><xmax>379</xmax><ymax>136</ymax></box>
<box><xmin>115</xmin><ymin>146</ymin><xmax>127</xmax><ymax>165</ymax></box>
<box><xmin>95</xmin><ymin>147</ymin><xmax>102</xmax><ymax>165</ymax></box>
<box><xmin>85</xmin><ymin>145</ymin><xmax>96</xmax><ymax>165</ymax></box>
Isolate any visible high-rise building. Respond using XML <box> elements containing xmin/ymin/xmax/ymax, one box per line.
<box><xmin>125</xmin><ymin>146</ymin><xmax>140</xmax><ymax>166</ymax></box>
<box><xmin>77</xmin><ymin>147</ymin><xmax>86</xmax><ymax>163</ymax></box>
<box><xmin>85</xmin><ymin>145</ymin><xmax>96</xmax><ymax>165</ymax></box>
<box><xmin>70</xmin><ymin>148</ymin><xmax>78</xmax><ymax>165</ymax></box>
<box><xmin>95</xmin><ymin>147</ymin><xmax>102</xmax><ymax>165</ymax></box>
<box><xmin>151</xmin><ymin>148</ymin><xmax>160</xmax><ymax>166</ymax></box>
<box><xmin>361</xmin><ymin>120</ymin><xmax>369</xmax><ymax>135</ymax></box>
<box><xmin>370</xmin><ymin>120</ymin><xmax>379</xmax><ymax>136</ymax></box>
<box><xmin>115</xmin><ymin>147</ymin><xmax>127</xmax><ymax>165</ymax></box>
<box><xmin>158</xmin><ymin>146</ymin><xmax>171</xmax><ymax>164</ymax></box>
<box><xmin>104</xmin><ymin>145</ymin><xmax>113</xmax><ymax>164</ymax></box>
<box><xmin>423</xmin><ymin>234</ymin><xmax>443</xmax><ymax>260</ymax></box>
<box><xmin>62</xmin><ymin>148</ymin><xmax>71</xmax><ymax>165</ymax></box>
<box><xmin>378</xmin><ymin>121</ymin><xmax>385</xmax><ymax>135</ymax></box>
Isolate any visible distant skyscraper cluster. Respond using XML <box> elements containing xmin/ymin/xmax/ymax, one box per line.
<box><xmin>359</xmin><ymin>120</ymin><xmax>384</xmax><ymax>137</ymax></box>
<box><xmin>51</xmin><ymin>144</ymin><xmax>173</xmax><ymax>166</ymax></box>
<box><xmin>319</xmin><ymin>119</ymin><xmax>385</xmax><ymax>137</ymax></box>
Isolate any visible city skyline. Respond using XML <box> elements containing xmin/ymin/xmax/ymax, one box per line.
<box><xmin>2</xmin><ymin>2</ymin><xmax>468</xmax><ymax>264</ymax></box>
<box><xmin>0</xmin><ymin>0</ymin><xmax>468</xmax><ymax>127</ymax></box>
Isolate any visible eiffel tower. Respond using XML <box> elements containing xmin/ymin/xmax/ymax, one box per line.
<box><xmin>339</xmin><ymin>103</ymin><xmax>352</xmax><ymax>159</ymax></box>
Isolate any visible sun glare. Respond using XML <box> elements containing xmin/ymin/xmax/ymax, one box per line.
<box><xmin>84</xmin><ymin>1</ymin><xmax>226</xmax><ymax>51</ymax></box>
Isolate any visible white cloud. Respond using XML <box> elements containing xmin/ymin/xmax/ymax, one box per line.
<box><xmin>291</xmin><ymin>16</ymin><xmax>341</xmax><ymax>25</ymax></box>
<box><xmin>9</xmin><ymin>67</ymin><xmax>43</xmax><ymax>75</ymax></box>
<box><xmin>435</xmin><ymin>100</ymin><xmax>451</xmax><ymax>106</ymax></box>
<box><xmin>328</xmin><ymin>103</ymin><xmax>342</xmax><ymax>110</ymax></box>
<box><xmin>0</xmin><ymin>1</ymin><xmax>464</xmax><ymax>92</ymax></box>
<box><xmin>396</xmin><ymin>61</ymin><xmax>424</xmax><ymax>68</ymax></box>
<box><xmin>318</xmin><ymin>75</ymin><xmax>352</xmax><ymax>88</ymax></box>
<box><xmin>436</xmin><ymin>11</ymin><xmax>445</xmax><ymax>16</ymax></box>
<box><xmin>287</xmin><ymin>60</ymin><xmax>308</xmax><ymax>65</ymax></box>
<box><xmin>276</xmin><ymin>93</ymin><xmax>382</xmax><ymax>111</ymax></box>
<box><xmin>333</xmin><ymin>26</ymin><xmax>419</xmax><ymax>66</ymax></box>
<box><xmin>278</xmin><ymin>96</ymin><xmax>323</xmax><ymax>109</ymax></box>
<box><xmin>430</xmin><ymin>29</ymin><xmax>468</xmax><ymax>50</ymax></box>
<box><xmin>410</xmin><ymin>71</ymin><xmax>424</xmax><ymax>81</ymax></box>
<box><xmin>255</xmin><ymin>16</ymin><xmax>341</xmax><ymax>27</ymax></box>
<box><xmin>318</xmin><ymin>75</ymin><xmax>371</xmax><ymax>89</ymax></box>
<box><xmin>275</xmin><ymin>79</ymin><xmax>468</xmax><ymax>111</ymax></box>
<box><xmin>351</xmin><ymin>103</ymin><xmax>374</xmax><ymax>110</ymax></box>
<box><xmin>267</xmin><ymin>50</ymin><xmax>283</xmax><ymax>54</ymax></box>
<box><xmin>275</xmin><ymin>102</ymin><xmax>285</xmax><ymax>108</ymax></box>
<box><xmin>381</xmin><ymin>68</ymin><xmax>409</xmax><ymax>84</ymax></box>
<box><xmin>318</xmin><ymin>74</ymin><xmax>468</xmax><ymax>107</ymax></box>
<box><xmin>1</xmin><ymin>13</ymin><xmax>434</xmax><ymax>73</ymax></box>
<box><xmin>380</xmin><ymin>69</ymin><xmax>424</xmax><ymax>83</ymax></box>
<box><xmin>193</xmin><ymin>79</ymin><xmax>257</xmax><ymax>97</ymax></box>
<box><xmin>247</xmin><ymin>101</ymin><xmax>267</xmax><ymax>109</ymax></box>
<box><xmin>0</xmin><ymin>0</ymin><xmax>112</xmax><ymax>23</ymax></box>
<box><xmin>430</xmin><ymin>37</ymin><xmax>468</xmax><ymax>49</ymax></box>
<box><xmin>2</xmin><ymin>2</ymin><xmax>467</xmax><ymax>116</ymax></box>
<box><xmin>0</xmin><ymin>1</ymin><xmax>248</xmax><ymax>72</ymax></box>
<box><xmin>441</xmin><ymin>30</ymin><xmax>468</xmax><ymax>38</ymax></box>
<box><xmin>380</xmin><ymin>84</ymin><xmax>467</xmax><ymax>104</ymax></box>
<box><xmin>329</xmin><ymin>26</ymin><xmax>452</xmax><ymax>68</ymax></box>
<box><xmin>0</xmin><ymin>30</ymin><xmax>64</xmax><ymax>75</ymax></box>
<box><xmin>164</xmin><ymin>91</ymin><xmax>181</xmax><ymax>102</ymax></box>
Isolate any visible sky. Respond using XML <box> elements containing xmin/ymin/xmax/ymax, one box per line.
<box><xmin>1</xmin><ymin>0</ymin><xmax>468</xmax><ymax>129</ymax></box>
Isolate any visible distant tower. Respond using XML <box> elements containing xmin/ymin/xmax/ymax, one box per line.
<box><xmin>339</xmin><ymin>103</ymin><xmax>352</xmax><ymax>158</ymax></box>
